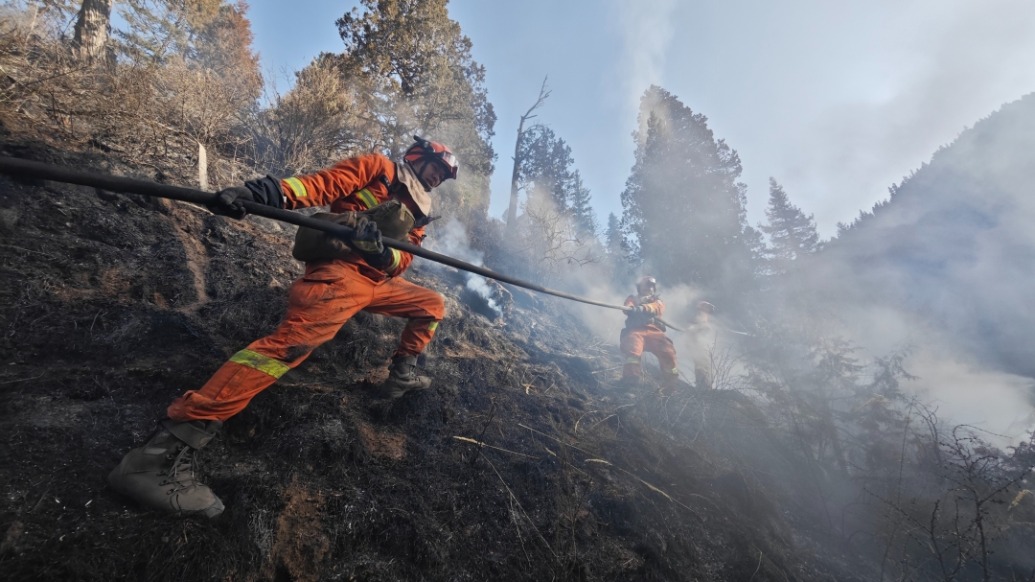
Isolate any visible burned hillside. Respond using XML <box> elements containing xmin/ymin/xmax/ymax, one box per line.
<box><xmin>0</xmin><ymin>138</ymin><xmax>892</xmax><ymax>581</ymax></box>
<box><xmin>3</xmin><ymin>3</ymin><xmax>1035</xmax><ymax>580</ymax></box>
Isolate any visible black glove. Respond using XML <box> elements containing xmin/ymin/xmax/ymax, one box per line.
<box><xmin>347</xmin><ymin>220</ymin><xmax>394</xmax><ymax>269</ymax></box>
<box><xmin>206</xmin><ymin>176</ymin><xmax>286</xmax><ymax>219</ymax></box>
<box><xmin>206</xmin><ymin>186</ymin><xmax>255</xmax><ymax>219</ymax></box>
<box><xmin>348</xmin><ymin>219</ymin><xmax>383</xmax><ymax>252</ymax></box>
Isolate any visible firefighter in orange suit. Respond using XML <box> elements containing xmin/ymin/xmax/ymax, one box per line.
<box><xmin>108</xmin><ymin>136</ymin><xmax>458</xmax><ymax>518</ymax></box>
<box><xmin>619</xmin><ymin>276</ymin><xmax>679</xmax><ymax>394</ymax></box>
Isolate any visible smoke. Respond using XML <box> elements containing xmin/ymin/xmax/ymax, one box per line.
<box><xmin>771</xmin><ymin>255</ymin><xmax>1035</xmax><ymax>444</ymax></box>
<box><xmin>612</xmin><ymin>0</ymin><xmax>679</xmax><ymax>117</ymax></box>
<box><xmin>423</xmin><ymin>217</ymin><xmax>502</xmax><ymax>315</ymax></box>
<box><xmin>464</xmin><ymin>276</ymin><xmax>501</xmax><ymax>314</ymax></box>
<box><xmin>780</xmin><ymin>0</ymin><xmax>1035</xmax><ymax>235</ymax></box>
<box><xmin>425</xmin><ymin>217</ymin><xmax>484</xmax><ymax>266</ymax></box>
<box><xmin>904</xmin><ymin>348</ymin><xmax>1035</xmax><ymax>448</ymax></box>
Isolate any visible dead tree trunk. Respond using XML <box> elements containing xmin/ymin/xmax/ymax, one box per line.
<box><xmin>506</xmin><ymin>77</ymin><xmax>550</xmax><ymax>232</ymax></box>
<box><xmin>72</xmin><ymin>0</ymin><xmax>114</xmax><ymax>63</ymax></box>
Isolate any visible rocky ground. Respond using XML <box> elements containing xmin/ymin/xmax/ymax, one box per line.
<box><xmin>0</xmin><ymin>138</ymin><xmax>874</xmax><ymax>581</ymax></box>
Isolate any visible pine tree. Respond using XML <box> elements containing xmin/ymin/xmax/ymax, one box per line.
<box><xmin>335</xmin><ymin>0</ymin><xmax>496</xmax><ymax>216</ymax></box>
<box><xmin>513</xmin><ymin>123</ymin><xmax>596</xmax><ymax>236</ymax></box>
<box><xmin>604</xmin><ymin>213</ymin><xmax>624</xmax><ymax>256</ymax></box>
<box><xmin>620</xmin><ymin>85</ymin><xmax>757</xmax><ymax>300</ymax></box>
<box><xmin>568</xmin><ymin>171</ymin><xmax>596</xmax><ymax>237</ymax></box>
<box><xmin>517</xmin><ymin>124</ymin><xmax>575</xmax><ymax>211</ymax></box>
<box><xmin>760</xmin><ymin>178</ymin><xmax>820</xmax><ymax>276</ymax></box>
<box><xmin>115</xmin><ymin>0</ymin><xmax>224</xmax><ymax>63</ymax></box>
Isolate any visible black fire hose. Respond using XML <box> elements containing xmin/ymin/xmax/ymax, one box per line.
<box><xmin>0</xmin><ymin>156</ymin><xmax>683</xmax><ymax>331</ymax></box>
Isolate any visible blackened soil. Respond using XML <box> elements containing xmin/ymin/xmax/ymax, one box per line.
<box><xmin>0</xmin><ymin>140</ymin><xmax>871</xmax><ymax>581</ymax></box>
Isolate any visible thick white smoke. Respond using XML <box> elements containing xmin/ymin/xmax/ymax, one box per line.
<box><xmin>423</xmin><ymin>217</ymin><xmax>502</xmax><ymax>315</ymax></box>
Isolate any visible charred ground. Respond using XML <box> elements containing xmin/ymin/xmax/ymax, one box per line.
<box><xmin>2</xmin><ymin>139</ymin><xmax>878</xmax><ymax>581</ymax></box>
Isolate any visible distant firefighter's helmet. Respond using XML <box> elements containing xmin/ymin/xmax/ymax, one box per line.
<box><xmin>636</xmin><ymin>276</ymin><xmax>657</xmax><ymax>295</ymax></box>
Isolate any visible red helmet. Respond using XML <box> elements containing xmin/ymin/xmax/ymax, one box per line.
<box><xmin>636</xmin><ymin>276</ymin><xmax>657</xmax><ymax>295</ymax></box>
<box><xmin>404</xmin><ymin>135</ymin><xmax>459</xmax><ymax>181</ymax></box>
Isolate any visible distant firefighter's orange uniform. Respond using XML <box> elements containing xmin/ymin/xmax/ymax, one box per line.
<box><xmin>167</xmin><ymin>154</ymin><xmax>445</xmax><ymax>422</ymax></box>
<box><xmin>620</xmin><ymin>294</ymin><xmax>678</xmax><ymax>387</ymax></box>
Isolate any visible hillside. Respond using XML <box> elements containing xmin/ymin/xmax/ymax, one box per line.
<box><xmin>823</xmin><ymin>92</ymin><xmax>1035</xmax><ymax>377</ymax></box>
<box><xmin>0</xmin><ymin>138</ymin><xmax>879</xmax><ymax>581</ymax></box>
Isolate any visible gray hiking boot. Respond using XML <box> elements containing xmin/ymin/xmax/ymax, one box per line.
<box><xmin>380</xmin><ymin>355</ymin><xmax>432</xmax><ymax>399</ymax></box>
<box><xmin>108</xmin><ymin>419</ymin><xmax>224</xmax><ymax>518</ymax></box>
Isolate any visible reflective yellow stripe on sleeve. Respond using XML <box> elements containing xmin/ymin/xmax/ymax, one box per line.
<box><xmin>625</xmin><ymin>356</ymin><xmax>641</xmax><ymax>364</ymax></box>
<box><xmin>355</xmin><ymin>188</ymin><xmax>378</xmax><ymax>209</ymax></box>
<box><xmin>283</xmin><ymin>177</ymin><xmax>308</xmax><ymax>199</ymax></box>
<box><xmin>229</xmin><ymin>349</ymin><xmax>291</xmax><ymax>379</ymax></box>
<box><xmin>428</xmin><ymin>321</ymin><xmax>439</xmax><ymax>332</ymax></box>
<box><xmin>387</xmin><ymin>248</ymin><xmax>401</xmax><ymax>272</ymax></box>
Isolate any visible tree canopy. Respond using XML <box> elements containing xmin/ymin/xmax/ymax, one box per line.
<box><xmin>333</xmin><ymin>0</ymin><xmax>496</xmax><ymax>216</ymax></box>
<box><xmin>620</xmin><ymin>85</ymin><xmax>756</xmax><ymax>300</ymax></box>
<box><xmin>760</xmin><ymin>177</ymin><xmax>820</xmax><ymax>276</ymax></box>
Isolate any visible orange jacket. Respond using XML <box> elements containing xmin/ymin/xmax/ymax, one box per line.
<box><xmin>277</xmin><ymin>153</ymin><xmax>427</xmax><ymax>279</ymax></box>
<box><xmin>624</xmin><ymin>294</ymin><xmax>665</xmax><ymax>331</ymax></box>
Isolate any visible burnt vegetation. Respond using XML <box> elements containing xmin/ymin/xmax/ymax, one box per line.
<box><xmin>3</xmin><ymin>2</ymin><xmax>1035</xmax><ymax>581</ymax></box>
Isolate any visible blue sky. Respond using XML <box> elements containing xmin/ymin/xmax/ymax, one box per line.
<box><xmin>247</xmin><ymin>0</ymin><xmax>1035</xmax><ymax>237</ymax></box>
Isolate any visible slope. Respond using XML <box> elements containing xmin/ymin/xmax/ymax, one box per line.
<box><xmin>0</xmin><ymin>137</ymin><xmax>869</xmax><ymax>581</ymax></box>
<box><xmin>823</xmin><ymin>92</ymin><xmax>1035</xmax><ymax>377</ymax></box>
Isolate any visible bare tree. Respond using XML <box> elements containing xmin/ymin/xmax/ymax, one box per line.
<box><xmin>511</xmin><ymin>189</ymin><xmax>598</xmax><ymax>285</ymax></box>
<box><xmin>506</xmin><ymin>76</ymin><xmax>550</xmax><ymax>231</ymax></box>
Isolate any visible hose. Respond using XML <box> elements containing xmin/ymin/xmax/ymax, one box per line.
<box><xmin>0</xmin><ymin>155</ymin><xmax>683</xmax><ymax>331</ymax></box>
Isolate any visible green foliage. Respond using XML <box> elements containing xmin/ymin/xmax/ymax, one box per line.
<box><xmin>516</xmin><ymin>123</ymin><xmax>596</xmax><ymax>236</ymax></box>
<box><xmin>759</xmin><ymin>177</ymin><xmax>820</xmax><ymax>277</ymax></box>
<box><xmin>114</xmin><ymin>0</ymin><xmax>224</xmax><ymax>63</ymax></box>
<box><xmin>253</xmin><ymin>54</ymin><xmax>376</xmax><ymax>174</ymax></box>
<box><xmin>334</xmin><ymin>0</ymin><xmax>496</xmax><ymax>216</ymax></box>
<box><xmin>517</xmin><ymin>124</ymin><xmax>573</xmax><ymax>208</ymax></box>
<box><xmin>604</xmin><ymin>213</ymin><xmax>623</xmax><ymax>255</ymax></box>
<box><xmin>567</xmin><ymin>172</ymin><xmax>595</xmax><ymax>236</ymax></box>
<box><xmin>620</xmin><ymin>85</ymin><xmax>757</xmax><ymax>301</ymax></box>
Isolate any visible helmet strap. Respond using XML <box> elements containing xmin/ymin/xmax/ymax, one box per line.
<box><xmin>405</xmin><ymin>158</ymin><xmax>433</xmax><ymax>190</ymax></box>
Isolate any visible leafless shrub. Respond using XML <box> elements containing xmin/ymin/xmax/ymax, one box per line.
<box><xmin>0</xmin><ymin>3</ymin><xmax>262</xmax><ymax>189</ymax></box>
<box><xmin>503</xmin><ymin>191</ymin><xmax>601</xmax><ymax>286</ymax></box>
<box><xmin>844</xmin><ymin>401</ymin><xmax>1035</xmax><ymax>582</ymax></box>
<box><xmin>249</xmin><ymin>58</ymin><xmax>375</xmax><ymax>175</ymax></box>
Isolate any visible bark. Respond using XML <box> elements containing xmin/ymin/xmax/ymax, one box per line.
<box><xmin>72</xmin><ymin>0</ymin><xmax>114</xmax><ymax>63</ymax></box>
<box><xmin>506</xmin><ymin>77</ymin><xmax>550</xmax><ymax>231</ymax></box>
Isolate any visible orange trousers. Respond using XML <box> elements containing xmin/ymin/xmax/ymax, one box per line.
<box><xmin>168</xmin><ymin>261</ymin><xmax>445</xmax><ymax>422</ymax></box>
<box><xmin>620</xmin><ymin>327</ymin><xmax>679</xmax><ymax>384</ymax></box>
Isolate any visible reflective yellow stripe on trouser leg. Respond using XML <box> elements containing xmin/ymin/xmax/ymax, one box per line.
<box><xmin>229</xmin><ymin>349</ymin><xmax>291</xmax><ymax>379</ymax></box>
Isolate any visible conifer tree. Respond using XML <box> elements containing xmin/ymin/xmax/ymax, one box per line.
<box><xmin>514</xmin><ymin>124</ymin><xmax>596</xmax><ymax>236</ymax></box>
<box><xmin>760</xmin><ymin>178</ymin><xmax>820</xmax><ymax>276</ymax></box>
<box><xmin>517</xmin><ymin>124</ymin><xmax>575</xmax><ymax>211</ymax></box>
<box><xmin>604</xmin><ymin>213</ymin><xmax>624</xmax><ymax>256</ymax></box>
<box><xmin>568</xmin><ymin>171</ymin><xmax>596</xmax><ymax>237</ymax></box>
<box><xmin>620</xmin><ymin>85</ymin><xmax>756</xmax><ymax>300</ymax></box>
<box><xmin>115</xmin><ymin>0</ymin><xmax>224</xmax><ymax>63</ymax></box>
<box><xmin>335</xmin><ymin>0</ymin><xmax>496</xmax><ymax>216</ymax></box>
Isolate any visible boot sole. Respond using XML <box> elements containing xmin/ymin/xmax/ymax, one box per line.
<box><xmin>108</xmin><ymin>468</ymin><xmax>225</xmax><ymax>519</ymax></box>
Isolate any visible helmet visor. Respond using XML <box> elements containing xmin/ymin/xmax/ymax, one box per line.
<box><xmin>438</xmin><ymin>150</ymin><xmax>459</xmax><ymax>179</ymax></box>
